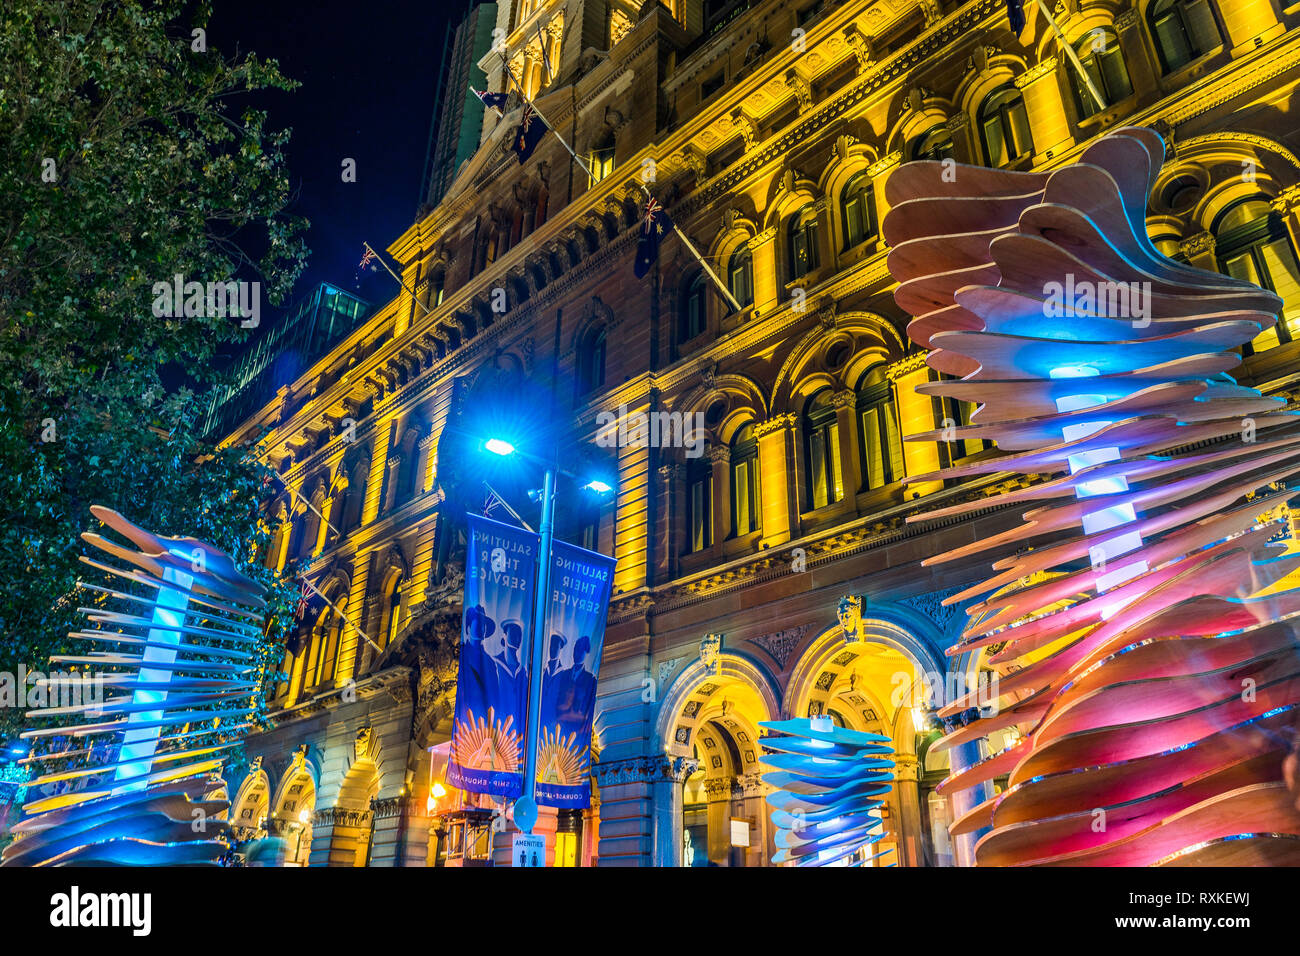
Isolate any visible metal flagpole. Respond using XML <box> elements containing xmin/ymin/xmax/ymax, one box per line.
<box><xmin>255</xmin><ymin>466</ymin><xmax>341</xmax><ymax>542</ymax></box>
<box><xmin>639</xmin><ymin>184</ymin><xmax>743</xmax><ymax>314</ymax></box>
<box><xmin>492</xmin><ymin>52</ymin><xmax>741</xmax><ymax>312</ymax></box>
<box><xmin>299</xmin><ymin>575</ymin><xmax>383</xmax><ymax>654</ymax></box>
<box><xmin>674</xmin><ymin>218</ymin><xmax>744</xmax><ymax>314</ymax></box>
<box><xmin>483</xmin><ymin>480</ymin><xmax>536</xmax><ymax>532</ymax></box>
<box><xmin>1032</xmin><ymin>0</ymin><xmax>1106</xmax><ymax>113</ymax></box>
<box><xmin>534</xmin><ymin>24</ymin><xmax>552</xmax><ymax>85</ymax></box>
<box><xmin>364</xmin><ymin>241</ymin><xmax>437</xmax><ymax>320</ymax></box>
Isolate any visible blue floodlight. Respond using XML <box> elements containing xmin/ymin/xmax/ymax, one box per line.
<box><xmin>484</xmin><ymin>438</ymin><xmax>516</xmax><ymax>457</ymax></box>
<box><xmin>583</xmin><ymin>479</ymin><xmax>613</xmax><ymax>494</ymax></box>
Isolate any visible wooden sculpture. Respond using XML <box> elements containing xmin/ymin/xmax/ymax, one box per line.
<box><xmin>759</xmin><ymin>717</ymin><xmax>895</xmax><ymax>866</ymax></box>
<box><xmin>1</xmin><ymin>507</ymin><xmax>267</xmax><ymax>866</ymax></box>
<box><xmin>885</xmin><ymin>126</ymin><xmax>1300</xmax><ymax>866</ymax></box>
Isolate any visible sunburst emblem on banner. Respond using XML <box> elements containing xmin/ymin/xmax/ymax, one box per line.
<box><xmin>452</xmin><ymin>709</ymin><xmax>522</xmax><ymax>772</ymax></box>
<box><xmin>536</xmin><ymin>727</ymin><xmax>587</xmax><ymax>786</ymax></box>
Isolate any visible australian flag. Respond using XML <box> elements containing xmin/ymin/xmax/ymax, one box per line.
<box><xmin>472</xmin><ymin>87</ymin><xmax>508</xmax><ymax>112</ymax></box>
<box><xmin>633</xmin><ymin>195</ymin><xmax>674</xmax><ymax>279</ymax></box>
<box><xmin>511</xmin><ymin>103</ymin><xmax>548</xmax><ymax>165</ymax></box>
<box><xmin>1006</xmin><ymin>0</ymin><xmax>1025</xmax><ymax>33</ymax></box>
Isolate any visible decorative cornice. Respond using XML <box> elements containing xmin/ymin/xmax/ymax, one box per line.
<box><xmin>753</xmin><ymin>412</ymin><xmax>798</xmax><ymax>438</ymax></box>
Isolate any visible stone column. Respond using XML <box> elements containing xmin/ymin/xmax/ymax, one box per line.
<box><xmin>1271</xmin><ymin>186</ymin><xmax>1300</xmax><ymax>260</ymax></box>
<box><xmin>868</xmin><ymin>152</ymin><xmax>902</xmax><ymax>236</ymax></box>
<box><xmin>1015</xmin><ymin>57</ymin><xmax>1073</xmax><ymax>164</ymax></box>
<box><xmin>655</xmin><ymin>463</ymin><xmax>683</xmax><ymax>582</ymax></box>
<box><xmin>708</xmin><ymin>444</ymin><xmax>731</xmax><ymax>547</ymax></box>
<box><xmin>735</xmin><ymin>771</ymin><xmax>770</xmax><ymax>867</ymax></box>
<box><xmin>315</xmin><ymin>807</ymin><xmax>374</xmax><ymax>866</ymax></box>
<box><xmin>893</xmin><ymin>753</ymin><xmax>924</xmax><ymax>867</ymax></box>
<box><xmin>831</xmin><ymin>388</ymin><xmax>861</xmax><ymax>501</ymax></box>
<box><xmin>889</xmin><ymin>355</ymin><xmax>943</xmax><ymax>498</ymax></box>
<box><xmin>367</xmin><ymin>795</ymin><xmax>417</xmax><ymax>866</ymax></box>
<box><xmin>755</xmin><ymin>413</ymin><xmax>799</xmax><ymax>548</ymax></box>
<box><xmin>704</xmin><ymin>777</ymin><xmax>731</xmax><ymax>864</ymax></box>
<box><xmin>652</xmin><ymin>756</ymin><xmax>697</xmax><ymax>866</ymax></box>
<box><xmin>1217</xmin><ymin>0</ymin><xmax>1285</xmax><ymax>57</ymax></box>
<box><xmin>945</xmin><ymin>113</ymin><xmax>974</xmax><ymax>166</ymax></box>
<box><xmin>1178</xmin><ymin>232</ymin><xmax>1217</xmax><ymax>273</ymax></box>
<box><xmin>749</xmin><ymin>228</ymin><xmax>779</xmax><ymax>319</ymax></box>
<box><xmin>944</xmin><ymin>717</ymin><xmax>993</xmax><ymax>867</ymax></box>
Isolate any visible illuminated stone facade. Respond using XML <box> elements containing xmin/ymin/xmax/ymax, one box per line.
<box><xmin>222</xmin><ymin>0</ymin><xmax>1300</xmax><ymax>866</ymax></box>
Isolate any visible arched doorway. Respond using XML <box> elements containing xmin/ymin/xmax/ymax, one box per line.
<box><xmin>230</xmin><ymin>766</ymin><xmax>271</xmax><ymax>843</ymax></box>
<box><xmin>786</xmin><ymin>613</ymin><xmax>948</xmax><ymax>867</ymax></box>
<box><xmin>331</xmin><ymin>754</ymin><xmax>379</xmax><ymax>866</ymax></box>
<box><xmin>270</xmin><ymin>759</ymin><xmax>317</xmax><ymax>867</ymax></box>
<box><xmin>658</xmin><ymin>653</ymin><xmax>780</xmax><ymax>867</ymax></box>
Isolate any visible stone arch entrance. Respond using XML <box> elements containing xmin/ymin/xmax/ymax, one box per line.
<box><xmin>230</xmin><ymin>765</ymin><xmax>271</xmax><ymax>842</ymax></box>
<box><xmin>656</xmin><ymin>653</ymin><xmax>780</xmax><ymax>867</ymax></box>
<box><xmin>785</xmin><ymin>612</ymin><xmax>947</xmax><ymax>867</ymax></box>
<box><xmin>270</xmin><ymin>756</ymin><xmax>317</xmax><ymax>867</ymax></box>
<box><xmin>326</xmin><ymin>753</ymin><xmax>380</xmax><ymax>867</ymax></box>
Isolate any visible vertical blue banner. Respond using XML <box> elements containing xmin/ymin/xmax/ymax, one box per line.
<box><xmin>449</xmin><ymin>514</ymin><xmax>540</xmax><ymax>799</ymax></box>
<box><xmin>535</xmin><ymin>539</ymin><xmax>617</xmax><ymax>808</ymax></box>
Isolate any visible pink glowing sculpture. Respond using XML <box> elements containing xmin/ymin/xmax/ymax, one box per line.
<box><xmin>885</xmin><ymin>127</ymin><xmax>1300</xmax><ymax>866</ymax></box>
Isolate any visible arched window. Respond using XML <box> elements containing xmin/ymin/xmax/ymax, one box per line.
<box><xmin>576</xmin><ymin>326</ymin><xmax>607</xmax><ymax>395</ymax></box>
<box><xmin>589</xmin><ymin>132</ymin><xmax>615</xmax><ymax>185</ymax></box>
<box><xmin>268</xmin><ymin>511</ymin><xmax>291</xmax><ymax>571</ymax></box>
<box><xmin>857</xmin><ymin>367</ymin><xmax>904</xmax><ymax>490</ymax></box>
<box><xmin>682</xmin><ymin>273</ymin><xmax>707</xmax><ymax>341</ymax></box>
<box><xmin>1215</xmin><ymin>198</ymin><xmax>1300</xmax><ymax>352</ymax></box>
<box><xmin>978</xmin><ymin>85</ymin><xmax>1033</xmax><ymax>168</ymax></box>
<box><xmin>804</xmin><ymin>389</ymin><xmax>844</xmax><ymax>510</ymax></box>
<box><xmin>380</xmin><ymin>572</ymin><xmax>404</xmax><ymax>651</ymax></box>
<box><xmin>1149</xmin><ymin>0</ymin><xmax>1222</xmax><ymax>75</ymax></box>
<box><xmin>728</xmin><ymin>246</ymin><xmax>754</xmax><ymax>307</ymax></box>
<box><xmin>931</xmin><ymin>370</ymin><xmax>987</xmax><ymax>468</ymax></box>
<box><xmin>912</xmin><ymin>125</ymin><xmax>954</xmax><ymax>161</ymax></box>
<box><xmin>1070</xmin><ymin>29</ymin><xmax>1133</xmax><ymax>119</ymax></box>
<box><xmin>300</xmin><ymin>488</ymin><xmax>325</xmax><ymax>558</ymax></box>
<box><xmin>686</xmin><ymin>456</ymin><xmax>711</xmax><ymax>552</ymax></box>
<box><xmin>730</xmin><ymin>424</ymin><xmax>760</xmax><ymax>536</ymax></box>
<box><xmin>340</xmin><ymin>459</ymin><xmax>367</xmax><ymax>533</ymax></box>
<box><xmin>840</xmin><ymin>172</ymin><xmax>878</xmax><ymax>249</ymax></box>
<box><xmin>302</xmin><ymin>605</ymin><xmax>330</xmax><ymax>691</ymax></box>
<box><xmin>429</xmin><ymin>270</ymin><xmax>446</xmax><ymax>309</ymax></box>
<box><xmin>788</xmin><ymin>204</ymin><xmax>820</xmax><ymax>280</ymax></box>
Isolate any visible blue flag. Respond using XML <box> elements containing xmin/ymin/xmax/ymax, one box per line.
<box><xmin>472</xmin><ymin>87</ymin><xmax>508</xmax><ymax>112</ymax></box>
<box><xmin>511</xmin><ymin>103</ymin><xmax>548</xmax><ymax>165</ymax></box>
<box><xmin>633</xmin><ymin>195</ymin><xmax>674</xmax><ymax>278</ymax></box>
<box><xmin>1006</xmin><ymin>0</ymin><xmax>1025</xmax><ymax>32</ymax></box>
<box><xmin>448</xmin><ymin>514</ymin><xmax>540</xmax><ymax>799</ymax></box>
<box><xmin>534</xmin><ymin>539</ymin><xmax>617</xmax><ymax>808</ymax></box>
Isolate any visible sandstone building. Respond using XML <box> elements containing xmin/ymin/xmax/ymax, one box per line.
<box><xmin>219</xmin><ymin>0</ymin><xmax>1300</xmax><ymax>866</ymax></box>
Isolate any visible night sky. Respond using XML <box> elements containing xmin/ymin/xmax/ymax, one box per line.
<box><xmin>206</xmin><ymin>0</ymin><xmax>465</xmax><ymax>313</ymax></box>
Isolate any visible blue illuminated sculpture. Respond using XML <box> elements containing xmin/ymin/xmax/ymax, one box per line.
<box><xmin>885</xmin><ymin>127</ymin><xmax>1300</xmax><ymax>865</ymax></box>
<box><xmin>759</xmin><ymin>717</ymin><xmax>895</xmax><ymax>866</ymax></box>
<box><xmin>1</xmin><ymin>507</ymin><xmax>267</xmax><ymax>866</ymax></box>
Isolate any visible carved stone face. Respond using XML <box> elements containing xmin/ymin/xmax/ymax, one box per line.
<box><xmin>837</xmin><ymin>595</ymin><xmax>863</xmax><ymax>642</ymax></box>
<box><xmin>699</xmin><ymin>633</ymin><xmax>722</xmax><ymax>673</ymax></box>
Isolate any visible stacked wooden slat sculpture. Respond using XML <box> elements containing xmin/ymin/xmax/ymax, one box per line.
<box><xmin>885</xmin><ymin>127</ymin><xmax>1300</xmax><ymax>865</ymax></box>
<box><xmin>1</xmin><ymin>507</ymin><xmax>267</xmax><ymax>866</ymax></box>
<box><xmin>759</xmin><ymin>717</ymin><xmax>895</xmax><ymax>866</ymax></box>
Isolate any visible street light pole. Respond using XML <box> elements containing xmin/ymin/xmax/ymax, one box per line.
<box><xmin>517</xmin><ymin>465</ymin><xmax>556</xmax><ymax>834</ymax></box>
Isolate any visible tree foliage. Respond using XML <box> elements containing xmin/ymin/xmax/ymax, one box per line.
<box><xmin>0</xmin><ymin>0</ymin><xmax>308</xmax><ymax>743</ymax></box>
